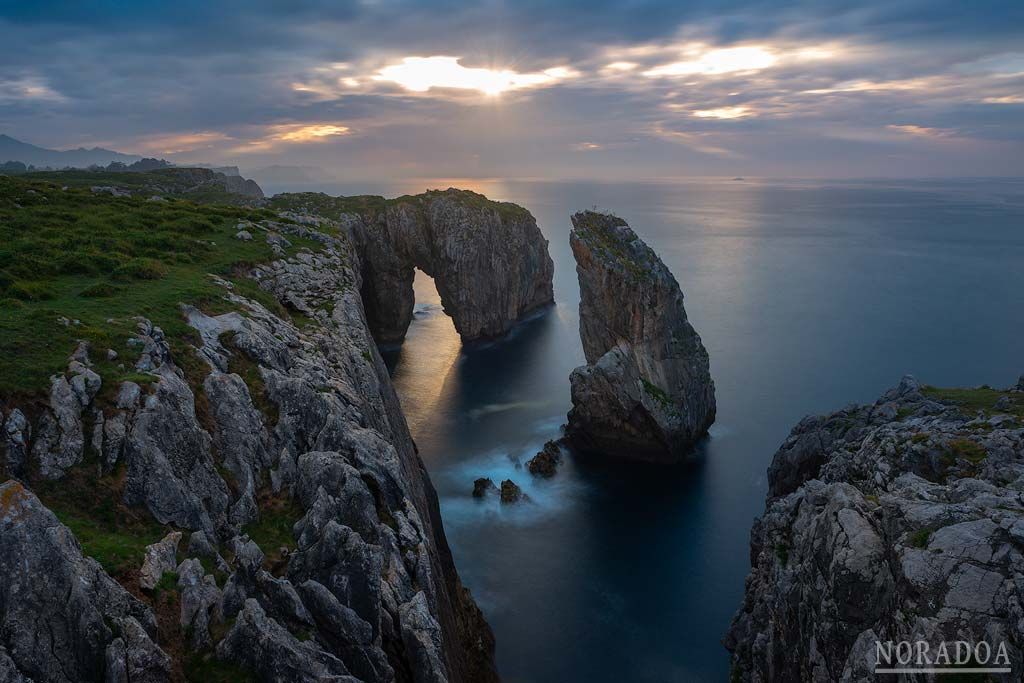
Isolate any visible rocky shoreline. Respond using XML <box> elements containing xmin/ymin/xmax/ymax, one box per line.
<box><xmin>0</xmin><ymin>178</ymin><xmax>555</xmax><ymax>682</ymax></box>
<box><xmin>726</xmin><ymin>376</ymin><xmax>1024</xmax><ymax>681</ymax></box>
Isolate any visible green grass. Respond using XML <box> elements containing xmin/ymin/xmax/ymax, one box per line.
<box><xmin>243</xmin><ymin>493</ymin><xmax>304</xmax><ymax>571</ymax></box>
<box><xmin>908</xmin><ymin>528</ymin><xmax>932</xmax><ymax>549</ymax></box>
<box><xmin>34</xmin><ymin>465</ymin><xmax>169</xmax><ymax>576</ymax></box>
<box><xmin>17</xmin><ymin>168</ymin><xmax>259</xmax><ymax>207</ymax></box>
<box><xmin>151</xmin><ymin>571</ymin><xmax>180</xmax><ymax>599</ymax></box>
<box><xmin>184</xmin><ymin>651</ymin><xmax>254</xmax><ymax>683</ymax></box>
<box><xmin>944</xmin><ymin>437</ymin><xmax>988</xmax><ymax>465</ymax></box>
<box><xmin>0</xmin><ymin>174</ymin><xmax>317</xmax><ymax>398</ymax></box>
<box><xmin>922</xmin><ymin>385</ymin><xmax>1024</xmax><ymax>419</ymax></box>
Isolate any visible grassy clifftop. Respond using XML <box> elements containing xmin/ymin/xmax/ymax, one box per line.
<box><xmin>269</xmin><ymin>187</ymin><xmax>532</xmax><ymax>222</ymax></box>
<box><xmin>0</xmin><ymin>175</ymin><xmax>315</xmax><ymax>398</ymax></box>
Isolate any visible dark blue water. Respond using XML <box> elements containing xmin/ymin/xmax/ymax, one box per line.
<box><xmin>269</xmin><ymin>177</ymin><xmax>1024</xmax><ymax>682</ymax></box>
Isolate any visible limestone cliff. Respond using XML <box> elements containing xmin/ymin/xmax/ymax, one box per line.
<box><xmin>726</xmin><ymin>376</ymin><xmax>1024</xmax><ymax>681</ymax></box>
<box><xmin>0</xmin><ymin>204</ymin><xmax>496</xmax><ymax>681</ymax></box>
<box><xmin>272</xmin><ymin>189</ymin><xmax>555</xmax><ymax>343</ymax></box>
<box><xmin>565</xmin><ymin>211</ymin><xmax>715</xmax><ymax>461</ymax></box>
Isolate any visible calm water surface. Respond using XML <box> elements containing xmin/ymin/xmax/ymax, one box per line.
<box><xmin>268</xmin><ymin>178</ymin><xmax>1024</xmax><ymax>682</ymax></box>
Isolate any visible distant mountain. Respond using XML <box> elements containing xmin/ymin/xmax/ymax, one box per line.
<box><xmin>0</xmin><ymin>134</ymin><xmax>141</xmax><ymax>168</ymax></box>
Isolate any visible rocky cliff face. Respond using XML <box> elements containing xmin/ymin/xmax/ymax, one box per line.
<box><xmin>0</xmin><ymin>210</ymin><xmax>496</xmax><ymax>681</ymax></box>
<box><xmin>308</xmin><ymin>189</ymin><xmax>554</xmax><ymax>343</ymax></box>
<box><xmin>565</xmin><ymin>211</ymin><xmax>715</xmax><ymax>461</ymax></box>
<box><xmin>726</xmin><ymin>376</ymin><xmax>1024</xmax><ymax>682</ymax></box>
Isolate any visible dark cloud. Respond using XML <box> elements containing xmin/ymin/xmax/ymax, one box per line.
<box><xmin>0</xmin><ymin>0</ymin><xmax>1021</xmax><ymax>177</ymax></box>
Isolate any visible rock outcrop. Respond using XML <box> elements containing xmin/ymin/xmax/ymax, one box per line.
<box><xmin>0</xmin><ymin>202</ymin><xmax>500</xmax><ymax>680</ymax></box>
<box><xmin>526</xmin><ymin>439</ymin><xmax>563</xmax><ymax>477</ymax></box>
<box><xmin>565</xmin><ymin>211</ymin><xmax>715</xmax><ymax>461</ymax></box>
<box><xmin>0</xmin><ymin>481</ymin><xmax>170</xmax><ymax>683</ymax></box>
<box><xmin>276</xmin><ymin>189</ymin><xmax>555</xmax><ymax>343</ymax></box>
<box><xmin>726</xmin><ymin>376</ymin><xmax>1024</xmax><ymax>681</ymax></box>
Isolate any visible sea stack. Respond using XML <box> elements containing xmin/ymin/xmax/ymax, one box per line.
<box><xmin>565</xmin><ymin>211</ymin><xmax>715</xmax><ymax>461</ymax></box>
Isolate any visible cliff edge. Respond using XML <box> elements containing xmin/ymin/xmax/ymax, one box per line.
<box><xmin>0</xmin><ymin>175</ymin><xmax>497</xmax><ymax>682</ymax></box>
<box><xmin>565</xmin><ymin>211</ymin><xmax>715</xmax><ymax>461</ymax></box>
<box><xmin>726</xmin><ymin>376</ymin><xmax>1024</xmax><ymax>681</ymax></box>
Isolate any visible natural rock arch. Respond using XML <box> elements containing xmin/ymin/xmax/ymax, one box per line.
<box><xmin>348</xmin><ymin>189</ymin><xmax>555</xmax><ymax>343</ymax></box>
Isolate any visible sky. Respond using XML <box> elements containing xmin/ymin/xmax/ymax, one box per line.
<box><xmin>1</xmin><ymin>0</ymin><xmax>1023</xmax><ymax>180</ymax></box>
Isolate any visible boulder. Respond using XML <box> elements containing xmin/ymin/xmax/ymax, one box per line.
<box><xmin>526</xmin><ymin>440</ymin><xmax>562</xmax><ymax>477</ymax></box>
<box><xmin>565</xmin><ymin>211</ymin><xmax>715</xmax><ymax>461</ymax></box>
<box><xmin>499</xmin><ymin>479</ymin><xmax>526</xmax><ymax>504</ymax></box>
<box><xmin>140</xmin><ymin>531</ymin><xmax>182</xmax><ymax>590</ymax></box>
<box><xmin>471</xmin><ymin>478</ymin><xmax>498</xmax><ymax>498</ymax></box>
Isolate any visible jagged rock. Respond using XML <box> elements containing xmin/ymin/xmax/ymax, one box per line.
<box><xmin>235</xmin><ymin>230</ymin><xmax>253</xmax><ymax>241</ymax></box>
<box><xmin>2</xmin><ymin>409</ymin><xmax>29</xmax><ymax>478</ymax></box>
<box><xmin>140</xmin><ymin>531</ymin><xmax>182</xmax><ymax>590</ymax></box>
<box><xmin>347</xmin><ymin>189</ymin><xmax>554</xmax><ymax>342</ymax></box>
<box><xmin>499</xmin><ymin>479</ymin><xmax>526</xmax><ymax>504</ymax></box>
<box><xmin>726</xmin><ymin>376</ymin><xmax>1024</xmax><ymax>681</ymax></box>
<box><xmin>0</xmin><ymin>647</ymin><xmax>29</xmax><ymax>683</ymax></box>
<box><xmin>0</xmin><ymin>481</ymin><xmax>167</xmax><ymax>682</ymax></box>
<box><xmin>471</xmin><ymin>478</ymin><xmax>497</xmax><ymax>498</ymax></box>
<box><xmin>176</xmin><ymin>559</ymin><xmax>222</xmax><ymax>649</ymax></box>
<box><xmin>122</xmin><ymin>324</ymin><xmax>229</xmax><ymax>538</ymax></box>
<box><xmin>103</xmin><ymin>617</ymin><xmax>172</xmax><ymax>683</ymax></box>
<box><xmin>216</xmin><ymin>599</ymin><xmax>358</xmax><ymax>683</ymax></box>
<box><xmin>398</xmin><ymin>591</ymin><xmax>449</xmax><ymax>683</ymax></box>
<box><xmin>565</xmin><ymin>211</ymin><xmax>715</xmax><ymax>461</ymax></box>
<box><xmin>203</xmin><ymin>370</ymin><xmax>272</xmax><ymax>526</ymax></box>
<box><xmin>30</xmin><ymin>343</ymin><xmax>104</xmax><ymax>478</ymax></box>
<box><xmin>297</xmin><ymin>579</ymin><xmax>392</xmax><ymax>683</ymax></box>
<box><xmin>526</xmin><ymin>440</ymin><xmax>562</xmax><ymax>477</ymax></box>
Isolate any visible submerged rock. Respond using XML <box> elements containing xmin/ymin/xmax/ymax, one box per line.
<box><xmin>526</xmin><ymin>439</ymin><xmax>563</xmax><ymax>477</ymax></box>
<box><xmin>565</xmin><ymin>211</ymin><xmax>715</xmax><ymax>462</ymax></box>
<box><xmin>499</xmin><ymin>479</ymin><xmax>527</xmax><ymax>504</ymax></box>
<box><xmin>726</xmin><ymin>376</ymin><xmax>1024</xmax><ymax>681</ymax></box>
<box><xmin>472</xmin><ymin>477</ymin><xmax>498</xmax><ymax>498</ymax></box>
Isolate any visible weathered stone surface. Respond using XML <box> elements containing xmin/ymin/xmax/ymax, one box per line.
<box><xmin>1</xmin><ymin>410</ymin><xmax>29</xmax><ymax>478</ymax></box>
<box><xmin>139</xmin><ymin>531</ymin><xmax>182</xmax><ymax>591</ymax></box>
<box><xmin>176</xmin><ymin>559</ymin><xmax>222</xmax><ymax>650</ymax></box>
<box><xmin>0</xmin><ymin>481</ymin><xmax>167</xmax><ymax>683</ymax></box>
<box><xmin>216</xmin><ymin>599</ymin><xmax>358</xmax><ymax>683</ymax></box>
<box><xmin>30</xmin><ymin>343</ymin><xmax>102</xmax><ymax>479</ymax></box>
<box><xmin>726</xmin><ymin>376</ymin><xmax>1024</xmax><ymax>682</ymax></box>
<box><xmin>471</xmin><ymin>478</ymin><xmax>497</xmax><ymax>498</ymax></box>
<box><xmin>526</xmin><ymin>439</ymin><xmax>563</xmax><ymax>477</ymax></box>
<box><xmin>345</xmin><ymin>189</ymin><xmax>554</xmax><ymax>343</ymax></box>
<box><xmin>565</xmin><ymin>211</ymin><xmax>715</xmax><ymax>461</ymax></box>
<box><xmin>203</xmin><ymin>370</ymin><xmax>272</xmax><ymax>527</ymax></box>
<box><xmin>103</xmin><ymin>616</ymin><xmax>172</xmax><ymax>683</ymax></box>
<box><xmin>122</xmin><ymin>321</ymin><xmax>230</xmax><ymax>539</ymax></box>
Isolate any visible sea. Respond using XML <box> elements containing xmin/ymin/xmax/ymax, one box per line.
<box><xmin>262</xmin><ymin>177</ymin><xmax>1024</xmax><ymax>682</ymax></box>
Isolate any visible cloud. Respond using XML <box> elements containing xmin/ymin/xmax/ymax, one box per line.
<box><xmin>643</xmin><ymin>46</ymin><xmax>778</xmax><ymax>77</ymax></box>
<box><xmin>0</xmin><ymin>75</ymin><xmax>66</xmax><ymax>104</ymax></box>
<box><xmin>887</xmin><ymin>124</ymin><xmax>958</xmax><ymax>139</ymax></box>
<box><xmin>132</xmin><ymin>131</ymin><xmax>233</xmax><ymax>155</ymax></box>
<box><xmin>693</xmin><ymin>106</ymin><xmax>753</xmax><ymax>119</ymax></box>
<box><xmin>235</xmin><ymin>123</ymin><xmax>352</xmax><ymax>152</ymax></box>
<box><xmin>1</xmin><ymin>1</ymin><xmax>1023</xmax><ymax>177</ymax></box>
